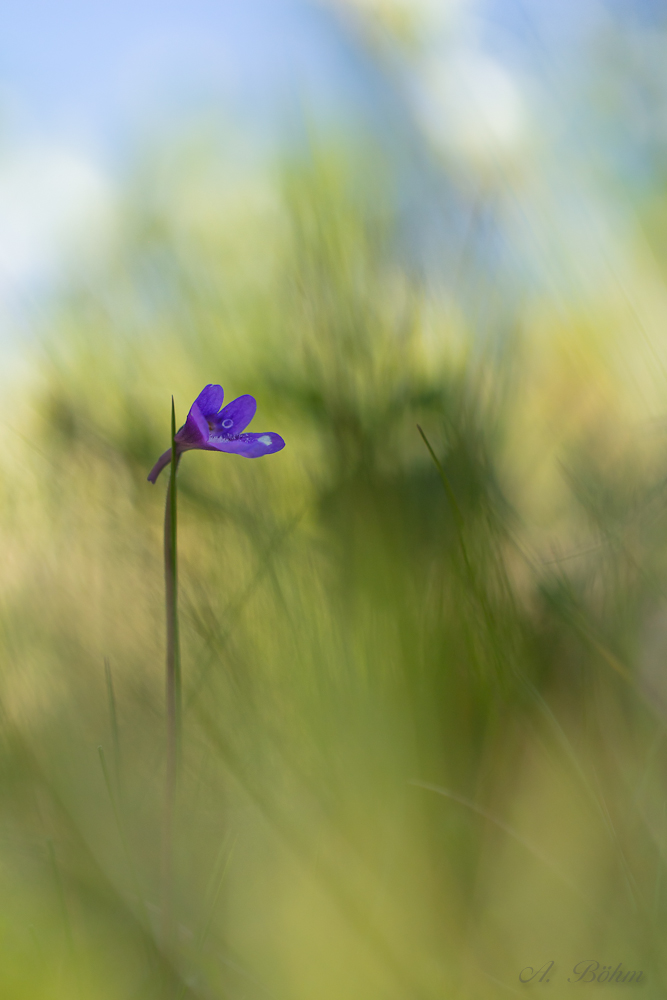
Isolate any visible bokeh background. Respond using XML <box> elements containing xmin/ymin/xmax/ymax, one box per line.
<box><xmin>2</xmin><ymin>0</ymin><xmax>667</xmax><ymax>996</ymax></box>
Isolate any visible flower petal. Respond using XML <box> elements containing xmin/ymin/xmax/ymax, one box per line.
<box><xmin>211</xmin><ymin>394</ymin><xmax>257</xmax><ymax>435</ymax></box>
<box><xmin>147</xmin><ymin>448</ymin><xmax>173</xmax><ymax>483</ymax></box>
<box><xmin>208</xmin><ymin>432</ymin><xmax>285</xmax><ymax>458</ymax></box>
<box><xmin>175</xmin><ymin>402</ymin><xmax>209</xmax><ymax>448</ymax></box>
<box><xmin>193</xmin><ymin>384</ymin><xmax>224</xmax><ymax>418</ymax></box>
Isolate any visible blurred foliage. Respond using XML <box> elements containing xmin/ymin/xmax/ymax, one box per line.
<box><xmin>0</xmin><ymin>133</ymin><xmax>667</xmax><ymax>1000</ymax></box>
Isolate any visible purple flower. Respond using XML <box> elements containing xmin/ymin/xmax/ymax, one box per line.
<box><xmin>148</xmin><ymin>384</ymin><xmax>285</xmax><ymax>483</ymax></box>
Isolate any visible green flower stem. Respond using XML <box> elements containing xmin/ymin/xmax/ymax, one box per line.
<box><xmin>161</xmin><ymin>396</ymin><xmax>181</xmax><ymax>949</ymax></box>
<box><xmin>166</xmin><ymin>397</ymin><xmax>182</xmax><ymax>763</ymax></box>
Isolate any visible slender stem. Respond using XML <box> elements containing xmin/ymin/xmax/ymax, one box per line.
<box><xmin>417</xmin><ymin>424</ymin><xmax>474</xmax><ymax>578</ymax></box>
<box><xmin>161</xmin><ymin>397</ymin><xmax>181</xmax><ymax>949</ymax></box>
<box><xmin>166</xmin><ymin>398</ymin><xmax>182</xmax><ymax>764</ymax></box>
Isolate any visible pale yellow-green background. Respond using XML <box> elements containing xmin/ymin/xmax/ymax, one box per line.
<box><xmin>1</xmin><ymin>2</ymin><xmax>667</xmax><ymax>997</ymax></box>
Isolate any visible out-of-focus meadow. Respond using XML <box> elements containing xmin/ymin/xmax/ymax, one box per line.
<box><xmin>3</xmin><ymin>1</ymin><xmax>667</xmax><ymax>998</ymax></box>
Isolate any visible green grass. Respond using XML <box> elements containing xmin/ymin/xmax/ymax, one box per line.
<box><xmin>0</xmin><ymin>140</ymin><xmax>666</xmax><ymax>998</ymax></box>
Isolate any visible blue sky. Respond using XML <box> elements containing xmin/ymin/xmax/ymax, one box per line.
<box><xmin>0</xmin><ymin>0</ymin><xmax>383</xmax><ymax>324</ymax></box>
<box><xmin>2</xmin><ymin>0</ymin><xmax>663</xmax><ymax>160</ymax></box>
<box><xmin>0</xmin><ymin>0</ymin><xmax>641</xmax><ymax>156</ymax></box>
<box><xmin>0</xmin><ymin>0</ymin><xmax>382</xmax><ymax>159</ymax></box>
<box><xmin>0</xmin><ymin>0</ymin><xmax>664</xmax><ymax>342</ymax></box>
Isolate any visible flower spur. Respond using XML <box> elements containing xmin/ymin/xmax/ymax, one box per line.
<box><xmin>148</xmin><ymin>384</ymin><xmax>285</xmax><ymax>483</ymax></box>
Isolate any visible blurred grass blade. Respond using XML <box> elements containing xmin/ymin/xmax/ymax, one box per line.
<box><xmin>104</xmin><ymin>657</ymin><xmax>122</xmax><ymax>796</ymax></box>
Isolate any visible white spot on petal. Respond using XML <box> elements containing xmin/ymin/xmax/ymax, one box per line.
<box><xmin>258</xmin><ymin>435</ymin><xmax>272</xmax><ymax>446</ymax></box>
<box><xmin>222</xmin><ymin>419</ymin><xmax>233</xmax><ymax>429</ymax></box>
